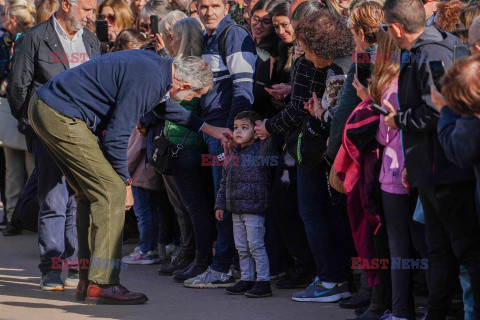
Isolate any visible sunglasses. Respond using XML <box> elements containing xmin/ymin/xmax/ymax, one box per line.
<box><xmin>97</xmin><ymin>13</ymin><xmax>116</xmax><ymax>24</ymax></box>
<box><xmin>139</xmin><ymin>23</ymin><xmax>150</xmax><ymax>30</ymax></box>
<box><xmin>380</xmin><ymin>22</ymin><xmax>404</xmax><ymax>33</ymax></box>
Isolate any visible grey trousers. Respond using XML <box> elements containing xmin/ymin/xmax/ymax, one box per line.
<box><xmin>3</xmin><ymin>147</ymin><xmax>34</xmax><ymax>222</ymax></box>
<box><xmin>233</xmin><ymin>213</ymin><xmax>270</xmax><ymax>281</ymax></box>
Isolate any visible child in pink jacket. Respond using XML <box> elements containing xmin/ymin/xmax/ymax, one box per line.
<box><xmin>375</xmin><ymin>77</ymin><xmax>428</xmax><ymax>320</ymax></box>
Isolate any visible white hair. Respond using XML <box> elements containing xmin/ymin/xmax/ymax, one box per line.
<box><xmin>173</xmin><ymin>57</ymin><xmax>213</xmax><ymax>92</ymax></box>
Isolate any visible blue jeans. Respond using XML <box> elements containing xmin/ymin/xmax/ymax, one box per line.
<box><xmin>233</xmin><ymin>214</ymin><xmax>270</xmax><ymax>281</ymax></box>
<box><xmin>131</xmin><ymin>186</ymin><xmax>160</xmax><ymax>252</ymax></box>
<box><xmin>25</xmin><ymin>128</ymin><xmax>77</xmax><ymax>275</ymax></box>
<box><xmin>203</xmin><ymin>132</ymin><xmax>235</xmax><ymax>273</ymax></box>
<box><xmin>296</xmin><ymin>165</ymin><xmax>352</xmax><ymax>283</ymax></box>
<box><xmin>172</xmin><ymin>148</ymin><xmax>214</xmax><ymax>254</ymax></box>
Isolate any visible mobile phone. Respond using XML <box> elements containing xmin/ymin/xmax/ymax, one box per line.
<box><xmin>453</xmin><ymin>45</ymin><xmax>469</xmax><ymax>61</ymax></box>
<box><xmin>255</xmin><ymin>81</ymin><xmax>271</xmax><ymax>89</ymax></box>
<box><xmin>355</xmin><ymin>52</ymin><xmax>373</xmax><ymax>87</ymax></box>
<box><xmin>427</xmin><ymin>60</ymin><xmax>445</xmax><ymax>92</ymax></box>
<box><xmin>150</xmin><ymin>15</ymin><xmax>159</xmax><ymax>35</ymax></box>
<box><xmin>95</xmin><ymin>19</ymin><xmax>109</xmax><ymax>42</ymax></box>
<box><xmin>370</xmin><ymin>103</ymin><xmax>390</xmax><ymax>116</ymax></box>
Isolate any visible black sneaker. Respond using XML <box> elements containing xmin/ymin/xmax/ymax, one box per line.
<box><xmin>339</xmin><ymin>289</ymin><xmax>371</xmax><ymax>309</ymax></box>
<box><xmin>224</xmin><ymin>280</ymin><xmax>255</xmax><ymax>295</ymax></box>
<box><xmin>40</xmin><ymin>270</ymin><xmax>64</xmax><ymax>291</ymax></box>
<box><xmin>275</xmin><ymin>265</ymin><xmax>315</xmax><ymax>289</ymax></box>
<box><xmin>158</xmin><ymin>250</ymin><xmax>194</xmax><ymax>275</ymax></box>
<box><xmin>3</xmin><ymin>223</ymin><xmax>22</xmax><ymax>236</ymax></box>
<box><xmin>244</xmin><ymin>281</ymin><xmax>272</xmax><ymax>298</ymax></box>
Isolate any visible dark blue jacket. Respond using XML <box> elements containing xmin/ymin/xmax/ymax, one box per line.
<box><xmin>214</xmin><ymin>138</ymin><xmax>277</xmax><ymax>215</ymax></box>
<box><xmin>394</xmin><ymin>26</ymin><xmax>473</xmax><ymax>187</ymax></box>
<box><xmin>201</xmin><ymin>15</ymin><xmax>256</xmax><ymax>129</ymax></box>
<box><xmin>36</xmin><ymin>50</ymin><xmax>204</xmax><ymax>181</ymax></box>
<box><xmin>438</xmin><ymin>107</ymin><xmax>480</xmax><ymax>200</ymax></box>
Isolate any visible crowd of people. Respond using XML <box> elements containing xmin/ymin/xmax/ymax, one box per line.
<box><xmin>0</xmin><ymin>0</ymin><xmax>479</xmax><ymax>318</ymax></box>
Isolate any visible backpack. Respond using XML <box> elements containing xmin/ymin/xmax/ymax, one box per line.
<box><xmin>218</xmin><ymin>24</ymin><xmax>250</xmax><ymax>67</ymax></box>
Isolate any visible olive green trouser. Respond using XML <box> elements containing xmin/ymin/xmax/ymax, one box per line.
<box><xmin>28</xmin><ymin>97</ymin><xmax>126</xmax><ymax>285</ymax></box>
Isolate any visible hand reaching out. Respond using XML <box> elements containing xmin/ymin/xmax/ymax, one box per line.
<box><xmin>254</xmin><ymin>119</ymin><xmax>271</xmax><ymax>140</ymax></box>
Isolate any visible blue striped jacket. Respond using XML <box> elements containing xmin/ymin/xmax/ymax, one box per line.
<box><xmin>200</xmin><ymin>15</ymin><xmax>256</xmax><ymax>129</ymax></box>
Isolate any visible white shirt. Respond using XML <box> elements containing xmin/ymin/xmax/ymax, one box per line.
<box><xmin>53</xmin><ymin>14</ymin><xmax>89</xmax><ymax>69</ymax></box>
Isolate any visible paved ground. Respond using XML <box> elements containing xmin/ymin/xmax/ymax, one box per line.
<box><xmin>0</xmin><ymin>231</ymin><xmax>356</xmax><ymax>320</ymax></box>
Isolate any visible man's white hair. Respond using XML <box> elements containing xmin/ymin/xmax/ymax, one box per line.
<box><xmin>173</xmin><ymin>57</ymin><xmax>213</xmax><ymax>92</ymax></box>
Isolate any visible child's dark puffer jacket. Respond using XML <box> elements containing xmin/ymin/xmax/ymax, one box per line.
<box><xmin>214</xmin><ymin>138</ymin><xmax>277</xmax><ymax>215</ymax></box>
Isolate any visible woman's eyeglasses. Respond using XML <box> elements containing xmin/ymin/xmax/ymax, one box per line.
<box><xmin>251</xmin><ymin>15</ymin><xmax>272</xmax><ymax>28</ymax></box>
<box><xmin>97</xmin><ymin>13</ymin><xmax>116</xmax><ymax>25</ymax></box>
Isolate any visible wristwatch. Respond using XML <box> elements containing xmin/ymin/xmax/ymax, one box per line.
<box><xmin>124</xmin><ymin>178</ymin><xmax>132</xmax><ymax>186</ymax></box>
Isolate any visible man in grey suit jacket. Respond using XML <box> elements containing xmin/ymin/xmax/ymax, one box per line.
<box><xmin>7</xmin><ymin>0</ymin><xmax>100</xmax><ymax>292</ymax></box>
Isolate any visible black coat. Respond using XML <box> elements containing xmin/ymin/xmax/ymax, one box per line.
<box><xmin>394</xmin><ymin>26</ymin><xmax>473</xmax><ymax>187</ymax></box>
<box><xmin>7</xmin><ymin>16</ymin><xmax>100</xmax><ymax>132</ymax></box>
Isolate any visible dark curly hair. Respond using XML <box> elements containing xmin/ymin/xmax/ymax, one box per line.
<box><xmin>295</xmin><ymin>10</ymin><xmax>354</xmax><ymax>60</ymax></box>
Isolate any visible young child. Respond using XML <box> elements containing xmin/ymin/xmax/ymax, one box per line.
<box><xmin>215</xmin><ymin>111</ymin><xmax>277</xmax><ymax>298</ymax></box>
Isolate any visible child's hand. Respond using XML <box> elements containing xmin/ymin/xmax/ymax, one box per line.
<box><xmin>136</xmin><ymin>121</ymin><xmax>147</xmax><ymax>137</ymax></box>
<box><xmin>215</xmin><ymin>209</ymin><xmax>224</xmax><ymax>221</ymax></box>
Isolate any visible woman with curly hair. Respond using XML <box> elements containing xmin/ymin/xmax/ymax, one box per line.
<box><xmin>257</xmin><ymin>8</ymin><xmax>355</xmax><ymax>302</ymax></box>
<box><xmin>434</xmin><ymin>0</ymin><xmax>467</xmax><ymax>32</ymax></box>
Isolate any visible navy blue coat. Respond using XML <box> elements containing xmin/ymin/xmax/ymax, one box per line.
<box><xmin>394</xmin><ymin>26</ymin><xmax>473</xmax><ymax>187</ymax></box>
<box><xmin>438</xmin><ymin>107</ymin><xmax>480</xmax><ymax>201</ymax></box>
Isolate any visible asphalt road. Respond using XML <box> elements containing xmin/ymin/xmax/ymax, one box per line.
<box><xmin>0</xmin><ymin>231</ymin><xmax>356</xmax><ymax>320</ymax></box>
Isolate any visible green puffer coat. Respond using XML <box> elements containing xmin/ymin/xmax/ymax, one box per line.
<box><xmin>163</xmin><ymin>98</ymin><xmax>205</xmax><ymax>149</ymax></box>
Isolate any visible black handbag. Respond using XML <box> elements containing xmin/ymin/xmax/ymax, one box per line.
<box><xmin>149</xmin><ymin>130</ymin><xmax>191</xmax><ymax>175</ymax></box>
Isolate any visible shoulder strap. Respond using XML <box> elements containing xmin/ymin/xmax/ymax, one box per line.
<box><xmin>218</xmin><ymin>24</ymin><xmax>250</xmax><ymax>67</ymax></box>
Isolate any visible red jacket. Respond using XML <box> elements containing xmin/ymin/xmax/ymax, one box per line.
<box><xmin>333</xmin><ymin>98</ymin><xmax>382</xmax><ymax>287</ymax></box>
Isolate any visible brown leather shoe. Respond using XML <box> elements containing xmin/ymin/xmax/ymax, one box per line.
<box><xmin>75</xmin><ymin>279</ymin><xmax>90</xmax><ymax>302</ymax></box>
<box><xmin>85</xmin><ymin>283</ymin><xmax>148</xmax><ymax>305</ymax></box>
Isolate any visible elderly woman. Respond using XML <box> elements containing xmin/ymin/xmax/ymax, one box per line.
<box><xmin>256</xmin><ymin>8</ymin><xmax>355</xmax><ymax>302</ymax></box>
<box><xmin>97</xmin><ymin>0</ymin><xmax>135</xmax><ymax>42</ymax></box>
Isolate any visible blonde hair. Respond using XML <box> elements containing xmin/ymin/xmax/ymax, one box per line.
<box><xmin>4</xmin><ymin>0</ymin><xmax>35</xmax><ymax>30</ymax></box>
<box><xmin>35</xmin><ymin>0</ymin><xmax>59</xmax><ymax>24</ymax></box>
<box><xmin>172</xmin><ymin>18</ymin><xmax>203</xmax><ymax>59</ymax></box>
<box><xmin>470</xmin><ymin>16</ymin><xmax>480</xmax><ymax>46</ymax></box>
<box><xmin>97</xmin><ymin>0</ymin><xmax>135</xmax><ymax>29</ymax></box>
<box><xmin>368</xmin><ymin>31</ymin><xmax>400</xmax><ymax>105</ymax></box>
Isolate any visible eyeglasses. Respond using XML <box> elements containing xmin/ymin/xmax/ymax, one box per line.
<box><xmin>97</xmin><ymin>13</ymin><xmax>116</xmax><ymax>24</ymax></box>
<box><xmin>379</xmin><ymin>22</ymin><xmax>404</xmax><ymax>33</ymax></box>
<box><xmin>189</xmin><ymin>8</ymin><xmax>197</xmax><ymax>14</ymax></box>
<box><xmin>251</xmin><ymin>15</ymin><xmax>272</xmax><ymax>27</ymax></box>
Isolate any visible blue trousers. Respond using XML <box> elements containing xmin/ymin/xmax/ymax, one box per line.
<box><xmin>203</xmin><ymin>133</ymin><xmax>235</xmax><ymax>273</ymax></box>
<box><xmin>132</xmin><ymin>186</ymin><xmax>160</xmax><ymax>253</ymax></box>
<box><xmin>25</xmin><ymin>128</ymin><xmax>77</xmax><ymax>275</ymax></box>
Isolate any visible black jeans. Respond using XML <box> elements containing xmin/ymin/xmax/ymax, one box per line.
<box><xmin>171</xmin><ymin>148</ymin><xmax>214</xmax><ymax>255</ymax></box>
<box><xmin>420</xmin><ymin>180</ymin><xmax>480</xmax><ymax>319</ymax></box>
<box><xmin>382</xmin><ymin>191</ymin><xmax>428</xmax><ymax>318</ymax></box>
<box><xmin>271</xmin><ymin>151</ymin><xmax>314</xmax><ymax>268</ymax></box>
<box><xmin>296</xmin><ymin>165</ymin><xmax>353</xmax><ymax>283</ymax></box>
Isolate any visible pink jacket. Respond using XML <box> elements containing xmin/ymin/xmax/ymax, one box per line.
<box><xmin>127</xmin><ymin>131</ymin><xmax>161</xmax><ymax>190</ymax></box>
<box><xmin>374</xmin><ymin>78</ymin><xmax>407</xmax><ymax>195</ymax></box>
